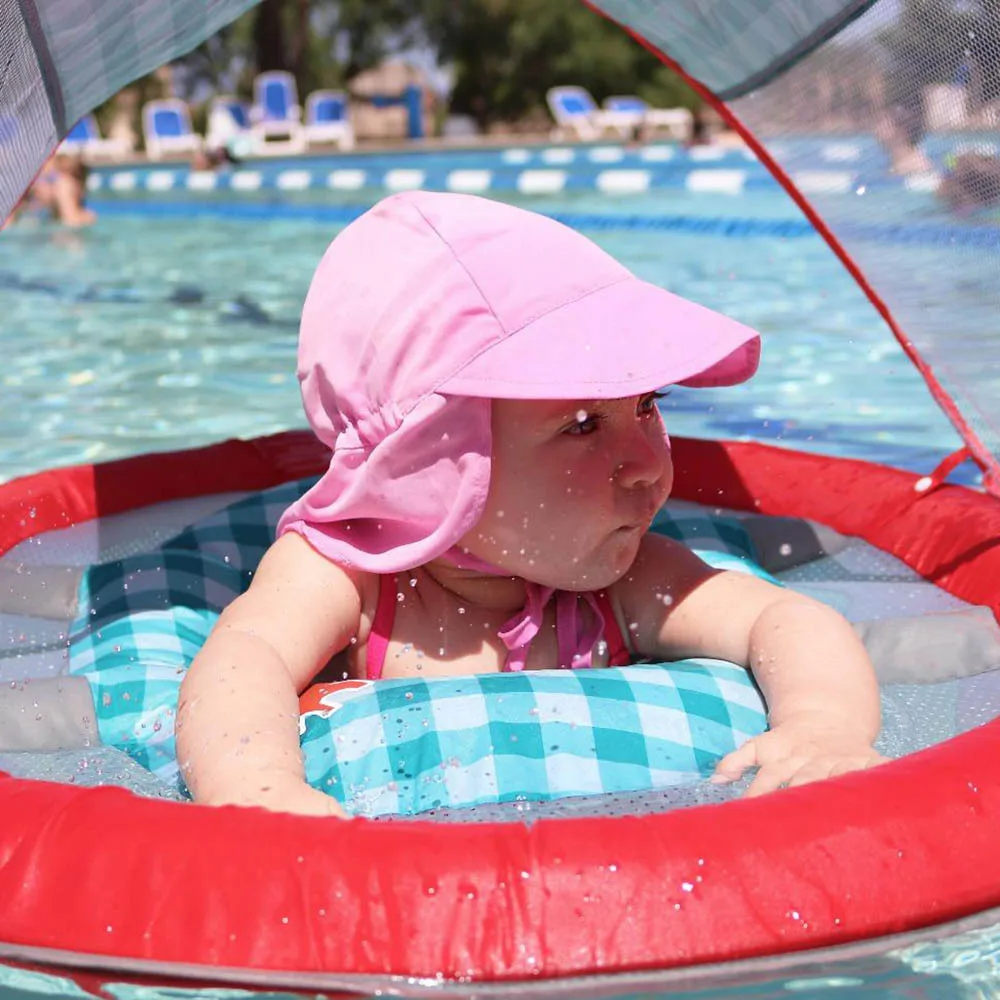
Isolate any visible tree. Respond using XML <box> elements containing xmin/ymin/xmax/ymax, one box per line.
<box><xmin>105</xmin><ymin>0</ymin><xmax>697</xmax><ymax>135</ymax></box>
<box><xmin>878</xmin><ymin>0</ymin><xmax>976</xmax><ymax>105</ymax></box>
<box><xmin>421</xmin><ymin>0</ymin><xmax>697</xmax><ymax>128</ymax></box>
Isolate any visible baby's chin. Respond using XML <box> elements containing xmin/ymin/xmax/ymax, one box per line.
<box><xmin>521</xmin><ymin>532</ymin><xmax>645</xmax><ymax>592</ymax></box>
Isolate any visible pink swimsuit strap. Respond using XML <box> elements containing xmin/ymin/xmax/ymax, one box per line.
<box><xmin>365</xmin><ymin>574</ymin><xmax>630</xmax><ymax>681</ymax></box>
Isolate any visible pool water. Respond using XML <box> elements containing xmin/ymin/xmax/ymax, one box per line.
<box><xmin>2</xmin><ymin>185</ymin><xmax>999</xmax><ymax>1000</ymax></box>
<box><xmin>0</xmin><ymin>187</ymin><xmax>967</xmax><ymax>486</ymax></box>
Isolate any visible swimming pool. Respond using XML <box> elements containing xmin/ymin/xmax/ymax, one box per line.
<box><xmin>2</xmin><ymin>178</ymin><xmax>1000</xmax><ymax>998</ymax></box>
<box><xmin>0</xmin><ymin>185</ymin><xmax>968</xmax><ymax>487</ymax></box>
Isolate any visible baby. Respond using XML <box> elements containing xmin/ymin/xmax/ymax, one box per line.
<box><xmin>177</xmin><ymin>191</ymin><xmax>885</xmax><ymax>818</ymax></box>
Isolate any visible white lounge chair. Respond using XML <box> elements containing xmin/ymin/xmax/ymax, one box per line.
<box><xmin>206</xmin><ymin>96</ymin><xmax>252</xmax><ymax>153</ymax></box>
<box><xmin>250</xmin><ymin>71</ymin><xmax>306</xmax><ymax>154</ymax></box>
<box><xmin>60</xmin><ymin>114</ymin><xmax>132</xmax><ymax>161</ymax></box>
<box><xmin>142</xmin><ymin>99</ymin><xmax>202</xmax><ymax>160</ymax></box>
<box><xmin>546</xmin><ymin>86</ymin><xmax>621</xmax><ymax>141</ymax></box>
<box><xmin>304</xmin><ymin>90</ymin><xmax>354</xmax><ymax>150</ymax></box>
<box><xmin>603</xmin><ymin>96</ymin><xmax>693</xmax><ymax>139</ymax></box>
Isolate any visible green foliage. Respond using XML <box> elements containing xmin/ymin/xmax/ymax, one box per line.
<box><xmin>120</xmin><ymin>0</ymin><xmax>697</xmax><ymax>129</ymax></box>
<box><xmin>878</xmin><ymin>0</ymin><xmax>1000</xmax><ymax>106</ymax></box>
<box><xmin>216</xmin><ymin>0</ymin><xmax>427</xmax><ymax>95</ymax></box>
<box><xmin>878</xmin><ymin>0</ymin><xmax>974</xmax><ymax>101</ymax></box>
<box><xmin>422</xmin><ymin>0</ymin><xmax>697</xmax><ymax>126</ymax></box>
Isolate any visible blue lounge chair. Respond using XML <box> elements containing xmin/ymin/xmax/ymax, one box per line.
<box><xmin>206</xmin><ymin>96</ymin><xmax>251</xmax><ymax>151</ymax></box>
<box><xmin>142</xmin><ymin>99</ymin><xmax>202</xmax><ymax>160</ymax></box>
<box><xmin>304</xmin><ymin>90</ymin><xmax>354</xmax><ymax>149</ymax></box>
<box><xmin>603</xmin><ymin>95</ymin><xmax>693</xmax><ymax>139</ymax></box>
<box><xmin>546</xmin><ymin>86</ymin><xmax>618</xmax><ymax>141</ymax></box>
<box><xmin>60</xmin><ymin>114</ymin><xmax>132</xmax><ymax>160</ymax></box>
<box><xmin>250</xmin><ymin>71</ymin><xmax>305</xmax><ymax>154</ymax></box>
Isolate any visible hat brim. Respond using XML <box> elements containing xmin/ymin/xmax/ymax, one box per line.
<box><xmin>439</xmin><ymin>276</ymin><xmax>761</xmax><ymax>400</ymax></box>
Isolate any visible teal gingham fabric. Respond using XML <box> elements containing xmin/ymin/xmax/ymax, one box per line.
<box><xmin>301</xmin><ymin>663</ymin><xmax>766</xmax><ymax>818</ymax></box>
<box><xmin>70</xmin><ymin>606</ymin><xmax>217</xmax><ymax>791</ymax></box>
<box><xmin>650</xmin><ymin>507</ymin><xmax>756</xmax><ymax>559</ymax></box>
<box><xmin>67</xmin><ymin>478</ymin><xmax>315</xmax><ymax>791</ymax></box>
<box><xmin>67</xmin><ymin>479</ymin><xmax>775</xmax><ymax>807</ymax></box>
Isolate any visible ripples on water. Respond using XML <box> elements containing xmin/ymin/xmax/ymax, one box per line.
<box><xmin>0</xmin><ymin>189</ymin><xmax>967</xmax><ymax>484</ymax></box>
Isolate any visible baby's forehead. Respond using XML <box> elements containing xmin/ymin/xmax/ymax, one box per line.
<box><xmin>495</xmin><ymin>397</ymin><xmax>591</xmax><ymax>417</ymax></box>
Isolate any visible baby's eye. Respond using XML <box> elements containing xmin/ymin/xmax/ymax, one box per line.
<box><xmin>565</xmin><ymin>409</ymin><xmax>601</xmax><ymax>436</ymax></box>
<box><xmin>638</xmin><ymin>390</ymin><xmax>668</xmax><ymax>415</ymax></box>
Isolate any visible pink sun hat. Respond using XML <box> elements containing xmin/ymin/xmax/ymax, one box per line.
<box><xmin>278</xmin><ymin>191</ymin><xmax>761</xmax><ymax>572</ymax></box>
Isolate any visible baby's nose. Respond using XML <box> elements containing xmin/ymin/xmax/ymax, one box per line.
<box><xmin>616</xmin><ymin>432</ymin><xmax>669</xmax><ymax>489</ymax></box>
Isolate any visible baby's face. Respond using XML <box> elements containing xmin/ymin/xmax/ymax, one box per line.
<box><xmin>458</xmin><ymin>394</ymin><xmax>673</xmax><ymax>590</ymax></box>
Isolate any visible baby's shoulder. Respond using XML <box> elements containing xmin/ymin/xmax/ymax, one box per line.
<box><xmin>253</xmin><ymin>531</ymin><xmax>376</xmax><ymax>615</ymax></box>
<box><xmin>608</xmin><ymin>531</ymin><xmax>716</xmax><ymax>610</ymax></box>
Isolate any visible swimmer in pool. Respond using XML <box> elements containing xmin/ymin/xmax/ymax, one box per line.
<box><xmin>4</xmin><ymin>152</ymin><xmax>97</xmax><ymax>229</ymax></box>
<box><xmin>176</xmin><ymin>192</ymin><xmax>886</xmax><ymax>818</ymax></box>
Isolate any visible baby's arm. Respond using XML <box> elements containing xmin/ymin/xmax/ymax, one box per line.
<box><xmin>176</xmin><ymin>532</ymin><xmax>366</xmax><ymax>817</ymax></box>
<box><xmin>53</xmin><ymin>175</ymin><xmax>96</xmax><ymax>227</ymax></box>
<box><xmin>617</xmin><ymin>533</ymin><xmax>885</xmax><ymax>796</ymax></box>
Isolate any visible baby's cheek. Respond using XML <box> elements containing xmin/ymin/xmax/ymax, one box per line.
<box><xmin>660</xmin><ymin>451</ymin><xmax>674</xmax><ymax>504</ymax></box>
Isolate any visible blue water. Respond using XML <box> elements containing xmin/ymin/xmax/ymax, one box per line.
<box><xmin>0</xmin><ymin>187</ymin><xmax>966</xmax><ymax>486</ymax></box>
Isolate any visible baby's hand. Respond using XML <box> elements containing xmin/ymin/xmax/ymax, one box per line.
<box><xmin>711</xmin><ymin>714</ymin><xmax>888</xmax><ymax>797</ymax></box>
<box><xmin>200</xmin><ymin>781</ymin><xmax>349</xmax><ymax>819</ymax></box>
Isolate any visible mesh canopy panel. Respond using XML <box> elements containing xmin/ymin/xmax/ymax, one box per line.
<box><xmin>728</xmin><ymin>1</ymin><xmax>1000</xmax><ymax>483</ymax></box>
<box><xmin>1</xmin><ymin>0</ymin><xmax>257</xmax><ymax>222</ymax></box>
<box><xmin>0</xmin><ymin>2</ymin><xmax>58</xmax><ymax>221</ymax></box>
<box><xmin>594</xmin><ymin>0</ymin><xmax>1000</xmax><ymax>489</ymax></box>
<box><xmin>596</xmin><ymin>0</ymin><xmax>876</xmax><ymax>98</ymax></box>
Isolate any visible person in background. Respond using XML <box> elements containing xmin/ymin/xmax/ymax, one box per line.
<box><xmin>3</xmin><ymin>153</ymin><xmax>96</xmax><ymax>229</ymax></box>
<box><xmin>875</xmin><ymin>101</ymin><xmax>933</xmax><ymax>175</ymax></box>
<box><xmin>190</xmin><ymin>145</ymin><xmax>241</xmax><ymax>173</ymax></box>
<box><xmin>48</xmin><ymin>154</ymin><xmax>97</xmax><ymax>227</ymax></box>
<box><xmin>685</xmin><ymin>105</ymin><xmax>711</xmax><ymax>147</ymax></box>
<box><xmin>937</xmin><ymin>151</ymin><xmax>1000</xmax><ymax>214</ymax></box>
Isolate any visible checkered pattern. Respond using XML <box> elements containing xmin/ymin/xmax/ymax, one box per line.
<box><xmin>70</xmin><ymin>607</ymin><xmax>217</xmax><ymax>791</ymax></box>
<box><xmin>67</xmin><ymin>478</ymin><xmax>316</xmax><ymax>785</ymax></box>
<box><xmin>650</xmin><ymin>507</ymin><xmax>756</xmax><ymax>559</ymax></box>
<box><xmin>72</xmin><ymin>478</ymin><xmax>317</xmax><ymax>634</ymax></box>
<box><xmin>66</xmin><ymin>478</ymin><xmax>773</xmax><ymax>804</ymax></box>
<box><xmin>301</xmin><ymin>663</ymin><xmax>766</xmax><ymax>818</ymax></box>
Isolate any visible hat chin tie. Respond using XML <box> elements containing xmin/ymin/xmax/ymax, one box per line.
<box><xmin>445</xmin><ymin>547</ymin><xmax>605</xmax><ymax>671</ymax></box>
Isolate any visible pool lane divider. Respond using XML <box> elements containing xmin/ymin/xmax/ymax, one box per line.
<box><xmin>86</xmin><ymin>198</ymin><xmax>1000</xmax><ymax>250</ymax></box>
<box><xmin>91</xmin><ymin>162</ymin><xmax>929</xmax><ymax>199</ymax></box>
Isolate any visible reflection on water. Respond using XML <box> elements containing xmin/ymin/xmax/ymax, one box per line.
<box><xmin>0</xmin><ymin>189</ymin><xmax>972</xmax><ymax>487</ymax></box>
